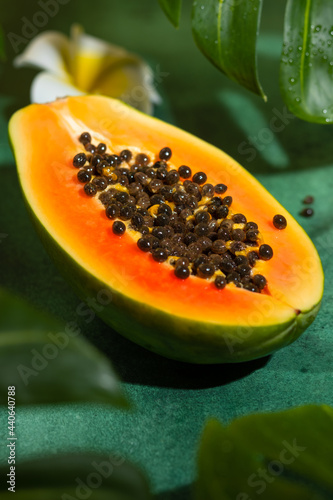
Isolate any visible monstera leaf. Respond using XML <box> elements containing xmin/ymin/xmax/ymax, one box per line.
<box><xmin>0</xmin><ymin>287</ymin><xmax>128</xmax><ymax>407</ymax></box>
<box><xmin>196</xmin><ymin>404</ymin><xmax>333</xmax><ymax>500</ymax></box>
<box><xmin>0</xmin><ymin>453</ymin><xmax>152</xmax><ymax>499</ymax></box>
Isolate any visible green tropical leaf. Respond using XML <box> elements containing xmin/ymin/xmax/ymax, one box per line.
<box><xmin>280</xmin><ymin>0</ymin><xmax>333</xmax><ymax>123</ymax></box>
<box><xmin>158</xmin><ymin>0</ymin><xmax>182</xmax><ymax>28</ymax></box>
<box><xmin>196</xmin><ymin>405</ymin><xmax>333</xmax><ymax>499</ymax></box>
<box><xmin>0</xmin><ymin>453</ymin><xmax>152</xmax><ymax>499</ymax></box>
<box><xmin>192</xmin><ymin>0</ymin><xmax>266</xmax><ymax>99</ymax></box>
<box><xmin>0</xmin><ymin>288</ymin><xmax>128</xmax><ymax>407</ymax></box>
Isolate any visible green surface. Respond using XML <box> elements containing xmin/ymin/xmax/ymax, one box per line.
<box><xmin>0</xmin><ymin>1</ymin><xmax>332</xmax><ymax>498</ymax></box>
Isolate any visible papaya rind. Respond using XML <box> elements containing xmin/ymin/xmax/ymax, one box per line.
<box><xmin>26</xmin><ymin>202</ymin><xmax>321</xmax><ymax>364</ymax></box>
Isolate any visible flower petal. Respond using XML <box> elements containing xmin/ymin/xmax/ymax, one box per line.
<box><xmin>31</xmin><ymin>71</ymin><xmax>84</xmax><ymax>104</ymax></box>
<box><xmin>69</xmin><ymin>25</ymin><xmax>161</xmax><ymax>113</ymax></box>
<box><xmin>94</xmin><ymin>61</ymin><xmax>159</xmax><ymax>115</ymax></box>
<box><xmin>13</xmin><ymin>31</ymin><xmax>70</xmax><ymax>78</ymax></box>
<box><xmin>69</xmin><ymin>24</ymin><xmax>134</xmax><ymax>91</ymax></box>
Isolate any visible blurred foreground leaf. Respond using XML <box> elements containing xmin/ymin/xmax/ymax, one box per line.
<box><xmin>0</xmin><ymin>288</ymin><xmax>128</xmax><ymax>407</ymax></box>
<box><xmin>196</xmin><ymin>404</ymin><xmax>333</xmax><ymax>500</ymax></box>
<box><xmin>0</xmin><ymin>453</ymin><xmax>151</xmax><ymax>499</ymax></box>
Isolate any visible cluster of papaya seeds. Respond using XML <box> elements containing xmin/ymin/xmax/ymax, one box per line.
<box><xmin>72</xmin><ymin>132</ymin><xmax>288</xmax><ymax>294</ymax></box>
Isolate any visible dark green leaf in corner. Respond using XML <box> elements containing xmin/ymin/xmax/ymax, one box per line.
<box><xmin>196</xmin><ymin>404</ymin><xmax>333</xmax><ymax>500</ymax></box>
<box><xmin>0</xmin><ymin>288</ymin><xmax>129</xmax><ymax>407</ymax></box>
<box><xmin>192</xmin><ymin>0</ymin><xmax>266</xmax><ymax>100</ymax></box>
<box><xmin>280</xmin><ymin>0</ymin><xmax>333</xmax><ymax>124</ymax></box>
<box><xmin>158</xmin><ymin>0</ymin><xmax>182</xmax><ymax>28</ymax></box>
<box><xmin>0</xmin><ymin>453</ymin><xmax>152</xmax><ymax>499</ymax></box>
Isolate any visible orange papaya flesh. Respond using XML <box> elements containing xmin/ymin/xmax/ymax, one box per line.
<box><xmin>9</xmin><ymin>95</ymin><xmax>324</xmax><ymax>363</ymax></box>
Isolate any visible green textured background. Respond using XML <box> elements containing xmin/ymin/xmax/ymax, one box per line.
<box><xmin>0</xmin><ymin>1</ymin><xmax>333</xmax><ymax>498</ymax></box>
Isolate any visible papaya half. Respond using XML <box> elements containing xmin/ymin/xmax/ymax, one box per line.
<box><xmin>9</xmin><ymin>95</ymin><xmax>324</xmax><ymax>364</ymax></box>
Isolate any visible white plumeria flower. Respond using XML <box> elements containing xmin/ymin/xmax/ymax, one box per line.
<box><xmin>13</xmin><ymin>25</ymin><xmax>161</xmax><ymax>114</ymax></box>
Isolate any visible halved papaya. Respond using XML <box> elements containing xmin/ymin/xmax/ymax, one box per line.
<box><xmin>9</xmin><ymin>95</ymin><xmax>324</xmax><ymax>364</ymax></box>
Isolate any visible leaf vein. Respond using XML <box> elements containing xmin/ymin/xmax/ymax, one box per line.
<box><xmin>300</xmin><ymin>0</ymin><xmax>312</xmax><ymax>99</ymax></box>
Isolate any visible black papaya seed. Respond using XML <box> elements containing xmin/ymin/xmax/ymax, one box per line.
<box><xmin>192</xmin><ymin>172</ymin><xmax>207</xmax><ymax>185</ymax></box>
<box><xmin>106</xmin><ymin>204</ymin><xmax>120</xmax><ymax>219</ymax></box>
<box><xmin>253</xmin><ymin>274</ymin><xmax>267</xmax><ymax>290</ymax></box>
<box><xmin>73</xmin><ymin>152</ymin><xmax>87</xmax><ymax>167</ymax></box>
<box><xmin>174</xmin><ymin>265</ymin><xmax>190</xmax><ymax>279</ymax></box>
<box><xmin>120</xmin><ymin>149</ymin><xmax>132</xmax><ymax>162</ymax></box>
<box><xmin>152</xmin><ymin>248</ymin><xmax>169</xmax><ymax>262</ymax></box>
<box><xmin>214</xmin><ymin>183</ymin><xmax>227</xmax><ymax>195</ymax></box>
<box><xmin>300</xmin><ymin>207</ymin><xmax>314</xmax><ymax>217</ymax></box>
<box><xmin>84</xmin><ymin>183</ymin><xmax>97</xmax><ymax>197</ymax></box>
<box><xmin>79</xmin><ymin>132</ymin><xmax>91</xmax><ymax>145</ymax></box>
<box><xmin>215</xmin><ymin>275</ymin><xmax>227</xmax><ymax>289</ymax></box>
<box><xmin>178</xmin><ymin>165</ymin><xmax>192</xmax><ymax>179</ymax></box>
<box><xmin>259</xmin><ymin>244</ymin><xmax>273</xmax><ymax>260</ymax></box>
<box><xmin>159</xmin><ymin>147</ymin><xmax>172</xmax><ymax>161</ymax></box>
<box><xmin>233</xmin><ymin>213</ymin><xmax>247</xmax><ymax>224</ymax></box>
<box><xmin>112</xmin><ymin>221</ymin><xmax>126</xmax><ymax>235</ymax></box>
<box><xmin>77</xmin><ymin>169</ymin><xmax>91</xmax><ymax>183</ymax></box>
<box><xmin>273</xmin><ymin>214</ymin><xmax>287</xmax><ymax>229</ymax></box>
